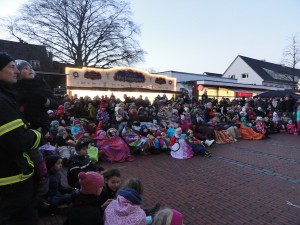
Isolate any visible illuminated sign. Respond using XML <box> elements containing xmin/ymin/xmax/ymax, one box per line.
<box><xmin>114</xmin><ymin>70</ymin><xmax>145</xmax><ymax>83</ymax></box>
<box><xmin>84</xmin><ymin>71</ymin><xmax>102</xmax><ymax>80</ymax></box>
<box><xmin>65</xmin><ymin>67</ymin><xmax>176</xmax><ymax>92</ymax></box>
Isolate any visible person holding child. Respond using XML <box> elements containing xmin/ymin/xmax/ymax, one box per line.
<box><xmin>0</xmin><ymin>53</ymin><xmax>44</xmax><ymax>225</ymax></box>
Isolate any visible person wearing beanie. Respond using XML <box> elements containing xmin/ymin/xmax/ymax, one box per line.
<box><xmin>38</xmin><ymin>155</ymin><xmax>72</xmax><ymax>212</ymax></box>
<box><xmin>96</xmin><ymin>101</ymin><xmax>110</xmax><ymax>131</ymax></box>
<box><xmin>65</xmin><ymin>171</ymin><xmax>104</xmax><ymax>225</ymax></box>
<box><xmin>152</xmin><ymin>208</ymin><xmax>183</xmax><ymax>225</ymax></box>
<box><xmin>0</xmin><ymin>52</ymin><xmax>45</xmax><ymax>225</ymax></box>
<box><xmin>67</xmin><ymin>137</ymin><xmax>103</xmax><ymax>188</ymax></box>
<box><xmin>79</xmin><ymin>171</ymin><xmax>104</xmax><ymax>195</ymax></box>
<box><xmin>14</xmin><ymin>59</ymin><xmax>58</xmax><ymax>134</ymax></box>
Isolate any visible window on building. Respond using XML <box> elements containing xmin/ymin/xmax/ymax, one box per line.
<box><xmin>229</xmin><ymin>75</ymin><xmax>235</xmax><ymax>79</ymax></box>
<box><xmin>30</xmin><ymin>60</ymin><xmax>40</xmax><ymax>70</ymax></box>
<box><xmin>241</xmin><ymin>73</ymin><xmax>248</xmax><ymax>78</ymax></box>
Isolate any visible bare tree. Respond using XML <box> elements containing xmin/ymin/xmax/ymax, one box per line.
<box><xmin>3</xmin><ymin>0</ymin><xmax>144</xmax><ymax>68</ymax></box>
<box><xmin>281</xmin><ymin>33</ymin><xmax>300</xmax><ymax>92</ymax></box>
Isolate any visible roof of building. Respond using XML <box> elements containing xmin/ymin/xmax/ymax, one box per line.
<box><xmin>231</xmin><ymin>55</ymin><xmax>300</xmax><ymax>83</ymax></box>
<box><xmin>0</xmin><ymin>39</ymin><xmax>48</xmax><ymax>60</ymax></box>
<box><xmin>203</xmin><ymin>72</ymin><xmax>223</xmax><ymax>77</ymax></box>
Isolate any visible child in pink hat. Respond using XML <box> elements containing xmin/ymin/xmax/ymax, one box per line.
<box><xmin>65</xmin><ymin>171</ymin><xmax>104</xmax><ymax>225</ymax></box>
<box><xmin>152</xmin><ymin>208</ymin><xmax>183</xmax><ymax>225</ymax></box>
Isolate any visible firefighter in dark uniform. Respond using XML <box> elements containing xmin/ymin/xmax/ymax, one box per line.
<box><xmin>0</xmin><ymin>53</ymin><xmax>44</xmax><ymax>225</ymax></box>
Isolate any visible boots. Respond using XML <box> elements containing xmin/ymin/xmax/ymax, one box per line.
<box><xmin>204</xmin><ymin>151</ymin><xmax>212</xmax><ymax>157</ymax></box>
<box><xmin>204</xmin><ymin>139</ymin><xmax>215</xmax><ymax>147</ymax></box>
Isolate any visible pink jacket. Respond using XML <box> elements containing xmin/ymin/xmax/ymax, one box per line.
<box><xmin>286</xmin><ymin>123</ymin><xmax>297</xmax><ymax>134</ymax></box>
<box><xmin>104</xmin><ymin>196</ymin><xmax>146</xmax><ymax>225</ymax></box>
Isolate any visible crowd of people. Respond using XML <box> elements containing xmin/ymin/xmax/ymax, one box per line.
<box><xmin>1</xmin><ymin>52</ymin><xmax>299</xmax><ymax>225</ymax></box>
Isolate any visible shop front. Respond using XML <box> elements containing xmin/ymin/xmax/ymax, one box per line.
<box><xmin>196</xmin><ymin>80</ymin><xmax>281</xmax><ymax>100</ymax></box>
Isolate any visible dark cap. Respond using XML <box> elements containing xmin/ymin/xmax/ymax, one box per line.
<box><xmin>45</xmin><ymin>154</ymin><xmax>61</xmax><ymax>170</ymax></box>
<box><xmin>75</xmin><ymin>137</ymin><xmax>93</xmax><ymax>151</ymax></box>
<box><xmin>0</xmin><ymin>52</ymin><xmax>15</xmax><ymax>71</ymax></box>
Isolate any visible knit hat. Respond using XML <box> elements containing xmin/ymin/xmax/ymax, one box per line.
<box><xmin>0</xmin><ymin>52</ymin><xmax>14</xmax><ymax>71</ymax></box>
<box><xmin>73</xmin><ymin>119</ymin><xmax>80</xmax><ymax>125</ymax></box>
<box><xmin>100</xmin><ymin>101</ymin><xmax>107</xmax><ymax>109</ymax></box>
<box><xmin>50</xmin><ymin>120</ymin><xmax>59</xmax><ymax>127</ymax></box>
<box><xmin>78</xmin><ymin>171</ymin><xmax>104</xmax><ymax>195</ymax></box>
<box><xmin>57</xmin><ymin>126</ymin><xmax>66</xmax><ymax>135</ymax></box>
<box><xmin>170</xmin><ymin>209</ymin><xmax>183</xmax><ymax>225</ymax></box>
<box><xmin>15</xmin><ymin>59</ymin><xmax>31</xmax><ymax>71</ymax></box>
<box><xmin>75</xmin><ymin>137</ymin><xmax>93</xmax><ymax>151</ymax></box>
<box><xmin>45</xmin><ymin>154</ymin><xmax>61</xmax><ymax>170</ymax></box>
<box><xmin>140</xmin><ymin>124</ymin><xmax>148</xmax><ymax>131</ymax></box>
<box><xmin>175</xmin><ymin>127</ymin><xmax>182</xmax><ymax>134</ymax></box>
<box><xmin>256</xmin><ymin>116</ymin><xmax>263</xmax><ymax>121</ymax></box>
<box><xmin>119</xmin><ymin>188</ymin><xmax>142</xmax><ymax>205</ymax></box>
<box><xmin>47</xmin><ymin>110</ymin><xmax>54</xmax><ymax>114</ymax></box>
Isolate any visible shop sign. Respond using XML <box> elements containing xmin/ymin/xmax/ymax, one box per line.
<box><xmin>114</xmin><ymin>70</ymin><xmax>145</xmax><ymax>83</ymax></box>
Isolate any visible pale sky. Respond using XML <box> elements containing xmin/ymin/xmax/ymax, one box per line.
<box><xmin>1</xmin><ymin>0</ymin><xmax>300</xmax><ymax>74</ymax></box>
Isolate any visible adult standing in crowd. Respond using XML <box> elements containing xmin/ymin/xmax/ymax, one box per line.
<box><xmin>0</xmin><ymin>53</ymin><xmax>44</xmax><ymax>225</ymax></box>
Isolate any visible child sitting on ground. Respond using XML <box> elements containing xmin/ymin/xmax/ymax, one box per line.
<box><xmin>104</xmin><ymin>178</ymin><xmax>147</xmax><ymax>225</ymax></box>
<box><xmin>56</xmin><ymin>126</ymin><xmax>76</xmax><ymax>165</ymax></box>
<box><xmin>64</xmin><ymin>171</ymin><xmax>105</xmax><ymax>225</ymax></box>
<box><xmin>152</xmin><ymin>208</ymin><xmax>183</xmax><ymax>225</ymax></box>
<box><xmin>186</xmin><ymin>129</ymin><xmax>212</xmax><ymax>157</ymax></box>
<box><xmin>39</xmin><ymin>155</ymin><xmax>72</xmax><ymax>213</ymax></box>
<box><xmin>67</xmin><ymin>137</ymin><xmax>103</xmax><ymax>188</ymax></box>
<box><xmin>169</xmin><ymin>127</ymin><xmax>193</xmax><ymax>160</ymax></box>
<box><xmin>255</xmin><ymin>116</ymin><xmax>269</xmax><ymax>138</ymax></box>
<box><xmin>286</xmin><ymin>120</ymin><xmax>297</xmax><ymax>135</ymax></box>
<box><xmin>98</xmin><ymin>169</ymin><xmax>122</xmax><ymax>224</ymax></box>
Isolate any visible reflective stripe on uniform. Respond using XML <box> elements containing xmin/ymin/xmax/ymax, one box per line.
<box><xmin>30</xmin><ymin>129</ymin><xmax>41</xmax><ymax>149</ymax></box>
<box><xmin>0</xmin><ymin>171</ymin><xmax>33</xmax><ymax>186</ymax></box>
<box><xmin>0</xmin><ymin>152</ymin><xmax>34</xmax><ymax>186</ymax></box>
<box><xmin>0</xmin><ymin>119</ymin><xmax>24</xmax><ymax>136</ymax></box>
<box><xmin>23</xmin><ymin>152</ymin><xmax>34</xmax><ymax>167</ymax></box>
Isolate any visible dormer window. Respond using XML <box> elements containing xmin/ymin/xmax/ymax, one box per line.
<box><xmin>241</xmin><ymin>73</ymin><xmax>248</xmax><ymax>78</ymax></box>
<box><xmin>30</xmin><ymin>60</ymin><xmax>40</xmax><ymax>70</ymax></box>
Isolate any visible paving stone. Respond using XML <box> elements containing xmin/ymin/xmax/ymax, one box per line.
<box><xmin>39</xmin><ymin>133</ymin><xmax>300</xmax><ymax>225</ymax></box>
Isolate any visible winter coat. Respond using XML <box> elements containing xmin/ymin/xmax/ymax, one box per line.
<box><xmin>67</xmin><ymin>153</ymin><xmax>97</xmax><ymax>188</ymax></box>
<box><xmin>65</xmin><ymin>193</ymin><xmax>102</xmax><ymax>225</ymax></box>
<box><xmin>14</xmin><ymin>75</ymin><xmax>58</xmax><ymax>133</ymax></box>
<box><xmin>104</xmin><ymin>188</ymin><xmax>146</xmax><ymax>225</ymax></box>
<box><xmin>98</xmin><ymin>184</ymin><xmax>118</xmax><ymax>222</ymax></box>
<box><xmin>0</xmin><ymin>80</ymin><xmax>44</xmax><ymax>183</ymax></box>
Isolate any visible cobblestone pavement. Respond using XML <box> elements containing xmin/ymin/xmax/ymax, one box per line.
<box><xmin>39</xmin><ymin>133</ymin><xmax>300</xmax><ymax>225</ymax></box>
